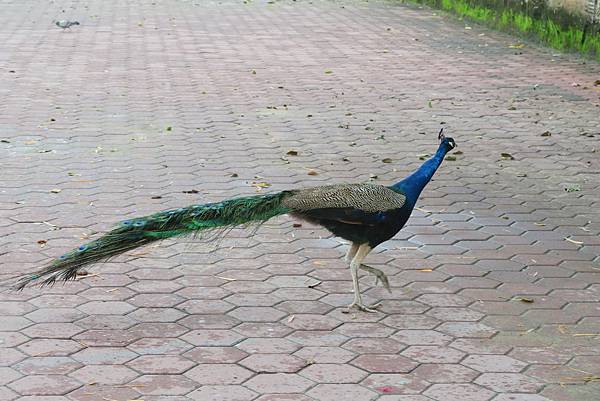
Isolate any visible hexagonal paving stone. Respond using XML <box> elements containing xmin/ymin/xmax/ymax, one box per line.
<box><xmin>492</xmin><ymin>395</ymin><xmax>553</xmax><ymax>401</ymax></box>
<box><xmin>0</xmin><ymin>348</ymin><xmax>26</xmax><ymax>365</ymax></box>
<box><xmin>25</xmin><ymin>308</ymin><xmax>85</xmax><ymax>323</ymax></box>
<box><xmin>391</xmin><ymin>329</ymin><xmax>453</xmax><ymax>345</ymax></box>
<box><xmin>180</xmin><ymin>329</ymin><xmax>243</xmax><ymax>346</ymax></box>
<box><xmin>0</xmin><ymin>367</ymin><xmax>21</xmax><ymax>385</ymax></box>
<box><xmin>73</xmin><ymin>329</ymin><xmax>139</xmax><ymax>347</ymax></box>
<box><xmin>462</xmin><ymin>354</ymin><xmax>528</xmax><ymax>372</ymax></box>
<box><xmin>128</xmin><ymin>374</ymin><xmax>198</xmax><ymax>395</ymax></box>
<box><xmin>184</xmin><ymin>346</ymin><xmax>248</xmax><ymax>363</ymax></box>
<box><xmin>285</xmin><ymin>314</ymin><xmax>341</xmax><ymax>331</ymax></box>
<box><xmin>286</xmin><ymin>330</ymin><xmax>348</xmax><ymax>347</ymax></box>
<box><xmin>437</xmin><ymin>322</ymin><xmax>497</xmax><ymax>338</ymax></box>
<box><xmin>293</xmin><ymin>346</ymin><xmax>356</xmax><ymax>364</ymax></box>
<box><xmin>424</xmin><ymin>383</ymin><xmax>495</xmax><ymax>401</ymax></box>
<box><xmin>413</xmin><ymin>363</ymin><xmax>479</xmax><ymax>383</ymax></box>
<box><xmin>300</xmin><ymin>363</ymin><xmax>367</xmax><ymax>383</ymax></box>
<box><xmin>568</xmin><ymin>355</ymin><xmax>600</xmax><ymax>374</ymax></box>
<box><xmin>127</xmin><ymin>280</ymin><xmax>183</xmax><ymax>294</ymax></box>
<box><xmin>2</xmin><ymin>316</ymin><xmax>34</xmax><ymax>331</ymax></box>
<box><xmin>352</xmin><ymin>354</ymin><xmax>418</xmax><ymax>373</ymax></box>
<box><xmin>67</xmin><ymin>384</ymin><xmax>140</xmax><ymax>401</ymax></box>
<box><xmin>449</xmin><ymin>338</ymin><xmax>512</xmax><ymax>355</ymax></box>
<box><xmin>127</xmin><ymin>355</ymin><xmax>195</xmax><ymax>374</ymax></box>
<box><xmin>0</xmin><ymin>385</ymin><xmax>17</xmax><ymax>401</ymax></box>
<box><xmin>475</xmin><ymin>373</ymin><xmax>543</xmax><ymax>393</ymax></box>
<box><xmin>343</xmin><ymin>338</ymin><xmax>406</xmax><ymax>354</ymax></box>
<box><xmin>128</xmin><ymin>322</ymin><xmax>188</xmax><ymax>338</ymax></box>
<box><xmin>362</xmin><ymin>373</ymin><xmax>430</xmax><ymax>395</ymax></box>
<box><xmin>12</xmin><ymin>396</ymin><xmax>70</xmax><ymax>401</ymax></box>
<box><xmin>188</xmin><ymin>385</ymin><xmax>257</xmax><ymax>401</ymax></box>
<box><xmin>23</xmin><ymin>323</ymin><xmax>84</xmax><ymax>339</ymax></box>
<box><xmin>401</xmin><ymin>345</ymin><xmax>465</xmax><ymax>363</ymax></box>
<box><xmin>184</xmin><ymin>363</ymin><xmax>253</xmax><ymax>385</ymax></box>
<box><xmin>0</xmin><ymin>332</ymin><xmax>28</xmax><ymax>348</ymax></box>
<box><xmin>0</xmin><ymin>301</ymin><xmax>35</xmax><ymax>316</ymax></box>
<box><xmin>77</xmin><ymin>301</ymin><xmax>135</xmax><ymax>315</ymax></box>
<box><xmin>8</xmin><ymin>374</ymin><xmax>82</xmax><ymax>396</ymax></box>
<box><xmin>128</xmin><ymin>293</ymin><xmax>185</xmax><ymax>308</ymax></box>
<box><xmin>76</xmin><ymin>315</ymin><xmax>136</xmax><ymax>330</ymax></box>
<box><xmin>237</xmin><ymin>338</ymin><xmax>300</xmax><ymax>354</ymax></box>
<box><xmin>225</xmin><ymin>293</ymin><xmax>281</xmax><ymax>307</ymax></box>
<box><xmin>245</xmin><ymin>373</ymin><xmax>314</xmax><ymax>393</ymax></box>
<box><xmin>69</xmin><ymin>364</ymin><xmax>138</xmax><ymax>385</ymax></box>
<box><xmin>72</xmin><ymin>347</ymin><xmax>138</xmax><ymax>364</ymax></box>
<box><xmin>128</xmin><ymin>337</ymin><xmax>193</xmax><ymax>355</ymax></box>
<box><xmin>427</xmin><ymin>307</ymin><xmax>485</xmax><ymax>321</ymax></box>
<box><xmin>14</xmin><ymin>357</ymin><xmax>82</xmax><ymax>375</ymax></box>
<box><xmin>178</xmin><ymin>299</ymin><xmax>235</xmax><ymax>314</ymax></box>
<box><xmin>276</xmin><ymin>300</ymin><xmax>333</xmax><ymax>314</ymax></box>
<box><xmin>255</xmin><ymin>395</ymin><xmax>315</xmax><ymax>401</ymax></box>
<box><xmin>18</xmin><ymin>339</ymin><xmax>84</xmax><ymax>356</ymax></box>
<box><xmin>179</xmin><ymin>314</ymin><xmax>240</xmax><ymax>330</ymax></box>
<box><xmin>228</xmin><ymin>306</ymin><xmax>287</xmax><ymax>322</ymax></box>
<box><xmin>383</xmin><ymin>315</ymin><xmax>441</xmax><ymax>330</ymax></box>
<box><xmin>240</xmin><ymin>353</ymin><xmax>307</xmax><ymax>373</ymax></box>
<box><xmin>28</xmin><ymin>295</ymin><xmax>85</xmax><ymax>308</ymax></box>
<box><xmin>335</xmin><ymin>323</ymin><xmax>395</xmax><ymax>338</ymax></box>
<box><xmin>307</xmin><ymin>384</ymin><xmax>377</xmax><ymax>401</ymax></box>
<box><xmin>127</xmin><ymin>307</ymin><xmax>186</xmax><ymax>322</ymax></box>
<box><xmin>233</xmin><ymin>322</ymin><xmax>293</xmax><ymax>337</ymax></box>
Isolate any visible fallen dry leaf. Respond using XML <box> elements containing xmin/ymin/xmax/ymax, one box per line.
<box><xmin>251</xmin><ymin>182</ymin><xmax>271</xmax><ymax>190</ymax></box>
<box><xmin>216</xmin><ymin>276</ymin><xmax>236</xmax><ymax>281</ymax></box>
<box><xmin>381</xmin><ymin>158</ymin><xmax>393</xmax><ymax>163</ymax></box>
<box><xmin>307</xmin><ymin>170</ymin><xmax>318</xmax><ymax>176</ymax></box>
<box><xmin>564</xmin><ymin>237</ymin><xmax>583</xmax><ymax>245</ymax></box>
<box><xmin>50</xmin><ymin>188</ymin><xmax>62</xmax><ymax>193</ymax></box>
<box><xmin>286</xmin><ymin>150</ymin><xmax>299</xmax><ymax>156</ymax></box>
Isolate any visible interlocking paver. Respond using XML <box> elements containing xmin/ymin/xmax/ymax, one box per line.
<box><xmin>1</xmin><ymin>0</ymin><xmax>599</xmax><ymax>400</ymax></box>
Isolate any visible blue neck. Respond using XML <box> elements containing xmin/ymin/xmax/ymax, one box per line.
<box><xmin>391</xmin><ymin>143</ymin><xmax>448</xmax><ymax>204</ymax></box>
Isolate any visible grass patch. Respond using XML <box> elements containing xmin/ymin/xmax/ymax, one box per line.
<box><xmin>405</xmin><ymin>0</ymin><xmax>600</xmax><ymax>61</ymax></box>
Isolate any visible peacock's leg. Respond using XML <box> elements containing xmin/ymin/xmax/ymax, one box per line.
<box><xmin>348</xmin><ymin>243</ymin><xmax>378</xmax><ymax>312</ymax></box>
<box><xmin>345</xmin><ymin>243</ymin><xmax>359</xmax><ymax>263</ymax></box>
<box><xmin>360</xmin><ymin>264</ymin><xmax>391</xmax><ymax>293</ymax></box>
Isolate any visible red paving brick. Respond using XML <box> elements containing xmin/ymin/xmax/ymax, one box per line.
<box><xmin>0</xmin><ymin>0</ymin><xmax>599</xmax><ymax>400</ymax></box>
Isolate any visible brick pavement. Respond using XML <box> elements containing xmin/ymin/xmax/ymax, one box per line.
<box><xmin>1</xmin><ymin>0</ymin><xmax>600</xmax><ymax>400</ymax></box>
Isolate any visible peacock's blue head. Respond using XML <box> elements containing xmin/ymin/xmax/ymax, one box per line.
<box><xmin>438</xmin><ymin>128</ymin><xmax>457</xmax><ymax>152</ymax></box>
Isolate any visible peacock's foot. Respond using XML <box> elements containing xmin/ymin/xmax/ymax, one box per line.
<box><xmin>347</xmin><ymin>300</ymin><xmax>381</xmax><ymax>313</ymax></box>
<box><xmin>360</xmin><ymin>264</ymin><xmax>392</xmax><ymax>294</ymax></box>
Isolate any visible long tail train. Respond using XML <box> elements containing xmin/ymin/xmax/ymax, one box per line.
<box><xmin>14</xmin><ymin>191</ymin><xmax>292</xmax><ymax>290</ymax></box>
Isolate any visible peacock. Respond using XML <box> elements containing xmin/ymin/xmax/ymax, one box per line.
<box><xmin>15</xmin><ymin>130</ymin><xmax>457</xmax><ymax>312</ymax></box>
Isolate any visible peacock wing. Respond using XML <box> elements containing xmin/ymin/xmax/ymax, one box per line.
<box><xmin>282</xmin><ymin>183</ymin><xmax>406</xmax><ymax>213</ymax></box>
<box><xmin>292</xmin><ymin>207</ymin><xmax>387</xmax><ymax>226</ymax></box>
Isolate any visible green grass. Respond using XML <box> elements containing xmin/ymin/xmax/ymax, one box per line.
<box><xmin>406</xmin><ymin>0</ymin><xmax>600</xmax><ymax>61</ymax></box>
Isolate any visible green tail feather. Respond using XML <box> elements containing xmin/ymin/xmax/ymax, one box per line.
<box><xmin>15</xmin><ymin>191</ymin><xmax>292</xmax><ymax>290</ymax></box>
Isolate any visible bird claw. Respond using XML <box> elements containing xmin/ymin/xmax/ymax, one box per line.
<box><xmin>360</xmin><ymin>264</ymin><xmax>392</xmax><ymax>293</ymax></box>
<box><xmin>347</xmin><ymin>301</ymin><xmax>381</xmax><ymax>313</ymax></box>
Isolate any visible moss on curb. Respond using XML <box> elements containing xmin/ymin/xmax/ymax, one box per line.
<box><xmin>403</xmin><ymin>0</ymin><xmax>600</xmax><ymax>60</ymax></box>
